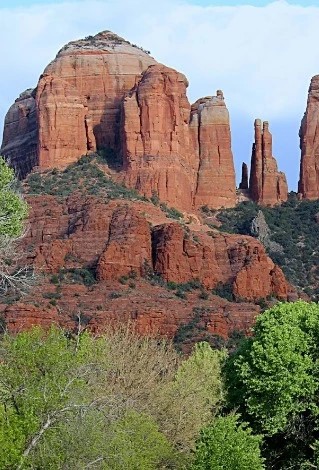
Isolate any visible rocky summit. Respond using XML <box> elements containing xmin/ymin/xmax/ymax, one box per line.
<box><xmin>1</xmin><ymin>30</ymin><xmax>238</xmax><ymax>211</ymax></box>
<box><xmin>248</xmin><ymin>119</ymin><xmax>288</xmax><ymax>206</ymax></box>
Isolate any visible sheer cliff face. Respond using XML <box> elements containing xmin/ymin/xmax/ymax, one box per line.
<box><xmin>191</xmin><ymin>91</ymin><xmax>236</xmax><ymax>209</ymax></box>
<box><xmin>121</xmin><ymin>72</ymin><xmax>236</xmax><ymax>210</ymax></box>
<box><xmin>299</xmin><ymin>75</ymin><xmax>319</xmax><ymax>199</ymax></box>
<box><xmin>1</xmin><ymin>31</ymin><xmax>156</xmax><ymax>170</ymax></box>
<box><xmin>1</xmin><ymin>31</ymin><xmax>238</xmax><ymax>211</ymax></box>
<box><xmin>1</xmin><ymin>89</ymin><xmax>38</xmax><ymax>178</ymax></box>
<box><xmin>121</xmin><ymin>64</ymin><xmax>197</xmax><ymax>210</ymax></box>
<box><xmin>249</xmin><ymin>120</ymin><xmax>288</xmax><ymax>206</ymax></box>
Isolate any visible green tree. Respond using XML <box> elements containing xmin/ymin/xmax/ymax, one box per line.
<box><xmin>0</xmin><ymin>157</ymin><xmax>27</xmax><ymax>237</ymax></box>
<box><xmin>156</xmin><ymin>342</ymin><xmax>226</xmax><ymax>451</ymax></box>
<box><xmin>192</xmin><ymin>414</ymin><xmax>264</xmax><ymax>470</ymax></box>
<box><xmin>104</xmin><ymin>411</ymin><xmax>178</xmax><ymax>469</ymax></box>
<box><xmin>0</xmin><ymin>326</ymin><xmax>105</xmax><ymax>469</ymax></box>
<box><xmin>225</xmin><ymin>301</ymin><xmax>319</xmax><ymax>468</ymax></box>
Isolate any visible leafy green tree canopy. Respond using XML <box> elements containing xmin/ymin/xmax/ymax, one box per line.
<box><xmin>192</xmin><ymin>414</ymin><xmax>264</xmax><ymax>470</ymax></box>
<box><xmin>225</xmin><ymin>301</ymin><xmax>319</xmax><ymax>436</ymax></box>
<box><xmin>0</xmin><ymin>157</ymin><xmax>28</xmax><ymax>237</ymax></box>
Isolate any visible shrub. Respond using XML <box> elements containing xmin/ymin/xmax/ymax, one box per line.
<box><xmin>212</xmin><ymin>282</ymin><xmax>234</xmax><ymax>302</ymax></box>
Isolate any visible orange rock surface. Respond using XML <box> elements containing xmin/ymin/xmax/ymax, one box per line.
<box><xmin>97</xmin><ymin>206</ymin><xmax>152</xmax><ymax>280</ymax></box>
<box><xmin>298</xmin><ymin>75</ymin><xmax>319</xmax><ymax>200</ymax></box>
<box><xmin>121</xmin><ymin>76</ymin><xmax>236</xmax><ymax>211</ymax></box>
<box><xmin>1</xmin><ymin>31</ymin><xmax>156</xmax><ymax>171</ymax></box>
<box><xmin>191</xmin><ymin>91</ymin><xmax>236</xmax><ymax>208</ymax></box>
<box><xmin>1</xmin><ymin>89</ymin><xmax>38</xmax><ymax>178</ymax></box>
<box><xmin>152</xmin><ymin>222</ymin><xmax>288</xmax><ymax>300</ymax></box>
<box><xmin>249</xmin><ymin>119</ymin><xmax>288</xmax><ymax>206</ymax></box>
<box><xmin>1</xmin><ymin>32</ymin><xmax>239</xmax><ymax>211</ymax></box>
<box><xmin>121</xmin><ymin>64</ymin><xmax>196</xmax><ymax>210</ymax></box>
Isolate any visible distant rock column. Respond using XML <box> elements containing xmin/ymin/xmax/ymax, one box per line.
<box><xmin>239</xmin><ymin>162</ymin><xmax>249</xmax><ymax>190</ymax></box>
<box><xmin>249</xmin><ymin>120</ymin><xmax>288</xmax><ymax>206</ymax></box>
<box><xmin>298</xmin><ymin>75</ymin><xmax>319</xmax><ymax>200</ymax></box>
<box><xmin>249</xmin><ymin>119</ymin><xmax>263</xmax><ymax>201</ymax></box>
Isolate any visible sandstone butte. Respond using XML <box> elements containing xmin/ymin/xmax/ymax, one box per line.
<box><xmin>1</xmin><ymin>31</ymin><xmax>156</xmax><ymax>178</ymax></box>
<box><xmin>1</xmin><ymin>30</ymin><xmax>238</xmax><ymax>211</ymax></box>
<box><xmin>248</xmin><ymin>119</ymin><xmax>288</xmax><ymax>206</ymax></box>
<box><xmin>299</xmin><ymin>75</ymin><xmax>319</xmax><ymax>199</ymax></box>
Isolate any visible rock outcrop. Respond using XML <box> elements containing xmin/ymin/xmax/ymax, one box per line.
<box><xmin>121</xmin><ymin>80</ymin><xmax>236</xmax><ymax>210</ymax></box>
<box><xmin>152</xmin><ymin>222</ymin><xmax>288</xmax><ymax>300</ymax></box>
<box><xmin>1</xmin><ymin>31</ymin><xmax>156</xmax><ymax>171</ymax></box>
<box><xmin>2</xmin><ymin>31</ymin><xmax>238</xmax><ymax>212</ymax></box>
<box><xmin>298</xmin><ymin>75</ymin><xmax>319</xmax><ymax>200</ymax></box>
<box><xmin>249</xmin><ymin>119</ymin><xmax>288</xmax><ymax>206</ymax></box>
<box><xmin>1</xmin><ymin>89</ymin><xmax>38</xmax><ymax>178</ymax></box>
<box><xmin>239</xmin><ymin>162</ymin><xmax>249</xmax><ymax>190</ymax></box>
<box><xmin>191</xmin><ymin>91</ymin><xmax>236</xmax><ymax>209</ymax></box>
<box><xmin>97</xmin><ymin>206</ymin><xmax>152</xmax><ymax>280</ymax></box>
<box><xmin>121</xmin><ymin>64</ymin><xmax>196</xmax><ymax>210</ymax></box>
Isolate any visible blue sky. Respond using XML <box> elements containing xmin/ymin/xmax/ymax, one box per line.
<box><xmin>1</xmin><ymin>0</ymin><xmax>319</xmax><ymax>189</ymax></box>
<box><xmin>1</xmin><ymin>0</ymin><xmax>318</xmax><ymax>5</ymax></box>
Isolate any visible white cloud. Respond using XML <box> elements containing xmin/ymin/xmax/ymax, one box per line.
<box><xmin>1</xmin><ymin>0</ymin><xmax>318</xmax><ymax>188</ymax></box>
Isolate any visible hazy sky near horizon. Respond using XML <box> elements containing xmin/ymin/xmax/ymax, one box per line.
<box><xmin>1</xmin><ymin>0</ymin><xmax>319</xmax><ymax>189</ymax></box>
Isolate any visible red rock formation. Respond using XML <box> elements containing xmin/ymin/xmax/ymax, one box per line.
<box><xmin>1</xmin><ymin>89</ymin><xmax>38</xmax><ymax>178</ymax></box>
<box><xmin>22</xmin><ymin>193</ymin><xmax>290</xmax><ymax>300</ymax></box>
<box><xmin>239</xmin><ymin>162</ymin><xmax>249</xmax><ymax>190</ymax></box>
<box><xmin>36</xmin><ymin>76</ymin><xmax>93</xmax><ymax>169</ymax></box>
<box><xmin>121</xmin><ymin>81</ymin><xmax>236</xmax><ymax>211</ymax></box>
<box><xmin>2</xmin><ymin>31</ymin><xmax>238</xmax><ymax>212</ymax></box>
<box><xmin>3</xmin><ymin>303</ymin><xmax>61</xmax><ymax>334</ymax></box>
<box><xmin>97</xmin><ymin>206</ymin><xmax>152</xmax><ymax>280</ymax></box>
<box><xmin>1</xmin><ymin>31</ymin><xmax>156</xmax><ymax>171</ymax></box>
<box><xmin>152</xmin><ymin>222</ymin><xmax>288</xmax><ymax>300</ymax></box>
<box><xmin>121</xmin><ymin>64</ymin><xmax>196</xmax><ymax>210</ymax></box>
<box><xmin>249</xmin><ymin>119</ymin><xmax>288</xmax><ymax>206</ymax></box>
<box><xmin>191</xmin><ymin>91</ymin><xmax>236</xmax><ymax>208</ymax></box>
<box><xmin>298</xmin><ymin>75</ymin><xmax>319</xmax><ymax>200</ymax></box>
<box><xmin>0</xmin><ymin>189</ymin><xmax>293</xmax><ymax>338</ymax></box>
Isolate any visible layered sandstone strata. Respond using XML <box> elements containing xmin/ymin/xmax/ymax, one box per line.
<box><xmin>1</xmin><ymin>89</ymin><xmax>38</xmax><ymax>178</ymax></box>
<box><xmin>298</xmin><ymin>75</ymin><xmax>319</xmax><ymax>199</ymax></box>
<box><xmin>1</xmin><ymin>31</ymin><xmax>238</xmax><ymax>211</ymax></box>
<box><xmin>121</xmin><ymin>64</ymin><xmax>196</xmax><ymax>210</ymax></box>
<box><xmin>121</xmin><ymin>76</ymin><xmax>236</xmax><ymax>210</ymax></box>
<box><xmin>191</xmin><ymin>91</ymin><xmax>236</xmax><ymax>208</ymax></box>
<box><xmin>1</xmin><ymin>31</ymin><xmax>156</xmax><ymax>170</ymax></box>
<box><xmin>249</xmin><ymin>119</ymin><xmax>288</xmax><ymax>206</ymax></box>
<box><xmin>23</xmin><ymin>193</ymin><xmax>289</xmax><ymax>302</ymax></box>
<box><xmin>0</xmin><ymin>190</ymin><xmax>293</xmax><ymax>337</ymax></box>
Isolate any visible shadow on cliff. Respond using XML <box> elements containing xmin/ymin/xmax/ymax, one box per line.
<box><xmin>96</xmin><ymin>146</ymin><xmax>123</xmax><ymax>171</ymax></box>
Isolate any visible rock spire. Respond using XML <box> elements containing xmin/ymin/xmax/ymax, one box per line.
<box><xmin>249</xmin><ymin>119</ymin><xmax>288</xmax><ymax>206</ymax></box>
<box><xmin>298</xmin><ymin>75</ymin><xmax>319</xmax><ymax>200</ymax></box>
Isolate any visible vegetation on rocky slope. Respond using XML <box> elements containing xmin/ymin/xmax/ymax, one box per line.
<box><xmin>213</xmin><ymin>194</ymin><xmax>319</xmax><ymax>299</ymax></box>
